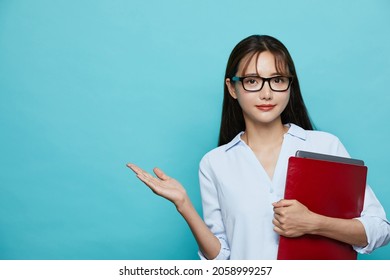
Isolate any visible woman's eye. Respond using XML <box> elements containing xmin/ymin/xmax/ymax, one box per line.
<box><xmin>245</xmin><ymin>78</ymin><xmax>259</xmax><ymax>85</ymax></box>
<box><xmin>273</xmin><ymin>77</ymin><xmax>286</xmax><ymax>84</ymax></box>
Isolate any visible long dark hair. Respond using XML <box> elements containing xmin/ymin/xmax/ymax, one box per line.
<box><xmin>218</xmin><ymin>35</ymin><xmax>314</xmax><ymax>146</ymax></box>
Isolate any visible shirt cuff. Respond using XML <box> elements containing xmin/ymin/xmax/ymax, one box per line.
<box><xmin>198</xmin><ymin>236</ymin><xmax>231</xmax><ymax>260</ymax></box>
<box><xmin>352</xmin><ymin>217</ymin><xmax>390</xmax><ymax>254</ymax></box>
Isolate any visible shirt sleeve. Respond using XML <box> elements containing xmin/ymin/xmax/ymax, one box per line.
<box><xmin>353</xmin><ymin>185</ymin><xmax>390</xmax><ymax>253</ymax></box>
<box><xmin>197</xmin><ymin>155</ymin><xmax>231</xmax><ymax>260</ymax></box>
<box><xmin>334</xmin><ymin>138</ymin><xmax>390</xmax><ymax>253</ymax></box>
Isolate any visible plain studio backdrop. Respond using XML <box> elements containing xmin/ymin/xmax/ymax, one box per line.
<box><xmin>0</xmin><ymin>0</ymin><xmax>389</xmax><ymax>260</ymax></box>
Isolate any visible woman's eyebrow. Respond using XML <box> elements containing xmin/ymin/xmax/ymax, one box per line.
<box><xmin>242</xmin><ymin>73</ymin><xmax>258</xmax><ymax>76</ymax></box>
<box><xmin>242</xmin><ymin>72</ymin><xmax>283</xmax><ymax>77</ymax></box>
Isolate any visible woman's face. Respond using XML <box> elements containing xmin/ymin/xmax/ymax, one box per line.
<box><xmin>226</xmin><ymin>51</ymin><xmax>290</xmax><ymax>128</ymax></box>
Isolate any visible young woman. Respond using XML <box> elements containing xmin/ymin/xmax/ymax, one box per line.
<box><xmin>127</xmin><ymin>35</ymin><xmax>390</xmax><ymax>259</ymax></box>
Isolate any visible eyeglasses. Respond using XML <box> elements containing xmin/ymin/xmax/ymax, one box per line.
<box><xmin>231</xmin><ymin>75</ymin><xmax>293</xmax><ymax>92</ymax></box>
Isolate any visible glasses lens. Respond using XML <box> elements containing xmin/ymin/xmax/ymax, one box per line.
<box><xmin>270</xmin><ymin>76</ymin><xmax>290</xmax><ymax>91</ymax></box>
<box><xmin>240</xmin><ymin>76</ymin><xmax>291</xmax><ymax>91</ymax></box>
<box><xmin>242</xmin><ymin>77</ymin><xmax>263</xmax><ymax>91</ymax></box>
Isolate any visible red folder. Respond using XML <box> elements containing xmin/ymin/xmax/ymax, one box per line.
<box><xmin>277</xmin><ymin>156</ymin><xmax>367</xmax><ymax>260</ymax></box>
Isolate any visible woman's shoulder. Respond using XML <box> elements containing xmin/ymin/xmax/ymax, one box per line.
<box><xmin>290</xmin><ymin>123</ymin><xmax>341</xmax><ymax>143</ymax></box>
<box><xmin>289</xmin><ymin>123</ymin><xmax>347</xmax><ymax>156</ymax></box>
<box><xmin>199</xmin><ymin>132</ymin><xmax>243</xmax><ymax>166</ymax></box>
<box><xmin>306</xmin><ymin>129</ymin><xmax>341</xmax><ymax>142</ymax></box>
<box><xmin>200</xmin><ymin>143</ymin><xmax>230</xmax><ymax>164</ymax></box>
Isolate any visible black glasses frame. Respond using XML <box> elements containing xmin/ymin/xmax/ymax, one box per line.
<box><xmin>231</xmin><ymin>75</ymin><xmax>293</xmax><ymax>92</ymax></box>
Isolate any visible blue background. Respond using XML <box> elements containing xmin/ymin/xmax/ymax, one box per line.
<box><xmin>0</xmin><ymin>0</ymin><xmax>389</xmax><ymax>260</ymax></box>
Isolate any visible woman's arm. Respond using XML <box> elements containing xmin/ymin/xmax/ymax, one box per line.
<box><xmin>127</xmin><ymin>164</ymin><xmax>221</xmax><ymax>259</ymax></box>
<box><xmin>272</xmin><ymin>199</ymin><xmax>368</xmax><ymax>247</ymax></box>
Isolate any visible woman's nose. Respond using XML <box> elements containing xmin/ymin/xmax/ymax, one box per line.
<box><xmin>259</xmin><ymin>82</ymin><xmax>273</xmax><ymax>100</ymax></box>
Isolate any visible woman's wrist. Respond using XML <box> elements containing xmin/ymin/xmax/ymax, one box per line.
<box><xmin>306</xmin><ymin>211</ymin><xmax>322</xmax><ymax>235</ymax></box>
<box><xmin>175</xmin><ymin>194</ymin><xmax>193</xmax><ymax>215</ymax></box>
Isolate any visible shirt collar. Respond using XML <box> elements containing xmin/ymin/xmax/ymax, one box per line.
<box><xmin>223</xmin><ymin>123</ymin><xmax>307</xmax><ymax>152</ymax></box>
<box><xmin>224</xmin><ymin>131</ymin><xmax>245</xmax><ymax>151</ymax></box>
<box><xmin>286</xmin><ymin>123</ymin><xmax>307</xmax><ymax>140</ymax></box>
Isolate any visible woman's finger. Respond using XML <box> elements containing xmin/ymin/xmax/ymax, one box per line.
<box><xmin>126</xmin><ymin>163</ymin><xmax>145</xmax><ymax>175</ymax></box>
<box><xmin>137</xmin><ymin>173</ymin><xmax>160</xmax><ymax>191</ymax></box>
<box><xmin>272</xmin><ymin>199</ymin><xmax>294</xmax><ymax>208</ymax></box>
<box><xmin>153</xmin><ymin>167</ymin><xmax>170</xmax><ymax>181</ymax></box>
<box><xmin>273</xmin><ymin>207</ymin><xmax>285</xmax><ymax>216</ymax></box>
<box><xmin>129</xmin><ymin>165</ymin><xmax>157</xmax><ymax>183</ymax></box>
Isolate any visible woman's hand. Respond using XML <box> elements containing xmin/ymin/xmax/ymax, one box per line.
<box><xmin>272</xmin><ymin>199</ymin><xmax>368</xmax><ymax>246</ymax></box>
<box><xmin>127</xmin><ymin>163</ymin><xmax>188</xmax><ymax>210</ymax></box>
<box><xmin>127</xmin><ymin>163</ymin><xmax>222</xmax><ymax>258</ymax></box>
<box><xmin>272</xmin><ymin>199</ymin><xmax>318</xmax><ymax>238</ymax></box>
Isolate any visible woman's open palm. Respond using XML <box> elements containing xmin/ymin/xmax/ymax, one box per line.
<box><xmin>127</xmin><ymin>163</ymin><xmax>187</xmax><ymax>208</ymax></box>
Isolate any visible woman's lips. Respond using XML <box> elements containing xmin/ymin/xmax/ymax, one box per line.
<box><xmin>256</xmin><ymin>104</ymin><xmax>276</xmax><ymax>111</ymax></box>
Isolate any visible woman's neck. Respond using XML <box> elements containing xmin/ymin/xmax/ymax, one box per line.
<box><xmin>242</xmin><ymin>120</ymin><xmax>289</xmax><ymax>180</ymax></box>
<box><xmin>242</xmin><ymin>121</ymin><xmax>288</xmax><ymax>151</ymax></box>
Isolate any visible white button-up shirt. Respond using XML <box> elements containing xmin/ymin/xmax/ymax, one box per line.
<box><xmin>198</xmin><ymin>123</ymin><xmax>390</xmax><ymax>259</ymax></box>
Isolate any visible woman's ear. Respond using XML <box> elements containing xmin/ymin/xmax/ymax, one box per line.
<box><xmin>226</xmin><ymin>78</ymin><xmax>238</xmax><ymax>99</ymax></box>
